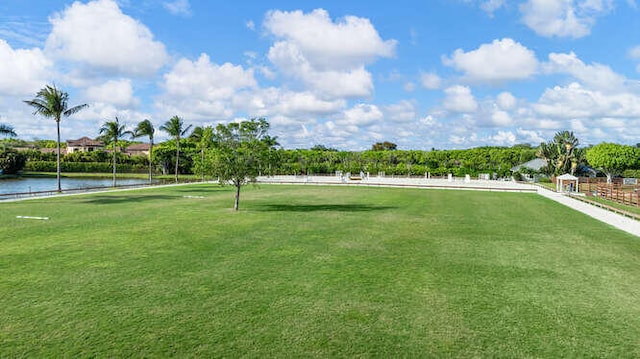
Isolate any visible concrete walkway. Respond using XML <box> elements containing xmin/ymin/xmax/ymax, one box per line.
<box><xmin>536</xmin><ymin>187</ymin><xmax>640</xmax><ymax>237</ymax></box>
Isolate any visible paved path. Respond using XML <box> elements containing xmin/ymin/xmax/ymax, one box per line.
<box><xmin>536</xmin><ymin>187</ymin><xmax>640</xmax><ymax>237</ymax></box>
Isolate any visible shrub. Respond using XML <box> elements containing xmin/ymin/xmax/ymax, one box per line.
<box><xmin>0</xmin><ymin>147</ymin><xmax>27</xmax><ymax>174</ymax></box>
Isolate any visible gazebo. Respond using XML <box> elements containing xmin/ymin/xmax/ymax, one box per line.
<box><xmin>556</xmin><ymin>173</ymin><xmax>579</xmax><ymax>193</ymax></box>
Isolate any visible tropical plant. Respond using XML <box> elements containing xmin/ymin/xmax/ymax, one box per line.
<box><xmin>160</xmin><ymin>115</ymin><xmax>192</xmax><ymax>183</ymax></box>
<box><xmin>190</xmin><ymin>126</ymin><xmax>214</xmax><ymax>182</ymax></box>
<box><xmin>99</xmin><ymin>117</ymin><xmax>133</xmax><ymax>187</ymax></box>
<box><xmin>210</xmin><ymin>118</ymin><xmax>275</xmax><ymax>211</ymax></box>
<box><xmin>0</xmin><ymin>123</ymin><xmax>17</xmax><ymax>137</ymax></box>
<box><xmin>24</xmin><ymin>84</ymin><xmax>88</xmax><ymax>192</ymax></box>
<box><xmin>0</xmin><ymin>146</ymin><xmax>26</xmax><ymax>174</ymax></box>
<box><xmin>134</xmin><ymin>119</ymin><xmax>155</xmax><ymax>184</ymax></box>
<box><xmin>536</xmin><ymin>131</ymin><xmax>583</xmax><ymax>176</ymax></box>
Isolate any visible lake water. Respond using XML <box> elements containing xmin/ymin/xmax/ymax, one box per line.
<box><xmin>0</xmin><ymin>177</ymin><xmax>156</xmax><ymax>195</ymax></box>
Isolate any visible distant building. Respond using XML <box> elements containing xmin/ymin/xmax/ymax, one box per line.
<box><xmin>125</xmin><ymin>143</ymin><xmax>151</xmax><ymax>157</ymax></box>
<box><xmin>66</xmin><ymin>137</ymin><xmax>104</xmax><ymax>153</ymax></box>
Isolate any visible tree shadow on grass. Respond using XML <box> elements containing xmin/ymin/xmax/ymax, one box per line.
<box><xmin>173</xmin><ymin>187</ymin><xmax>225</xmax><ymax>193</ymax></box>
<box><xmin>256</xmin><ymin>203</ymin><xmax>398</xmax><ymax>212</ymax></box>
<box><xmin>82</xmin><ymin>195</ymin><xmax>179</xmax><ymax>205</ymax></box>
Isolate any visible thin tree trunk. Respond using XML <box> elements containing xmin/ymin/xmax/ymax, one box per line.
<box><xmin>56</xmin><ymin>120</ymin><xmax>61</xmax><ymax>192</ymax></box>
<box><xmin>234</xmin><ymin>181</ymin><xmax>241</xmax><ymax>211</ymax></box>
<box><xmin>175</xmin><ymin>141</ymin><xmax>180</xmax><ymax>183</ymax></box>
<box><xmin>148</xmin><ymin>142</ymin><xmax>153</xmax><ymax>184</ymax></box>
<box><xmin>201</xmin><ymin>148</ymin><xmax>205</xmax><ymax>182</ymax></box>
<box><xmin>112</xmin><ymin>146</ymin><xmax>117</xmax><ymax>187</ymax></box>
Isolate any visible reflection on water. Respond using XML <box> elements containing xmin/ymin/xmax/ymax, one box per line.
<box><xmin>0</xmin><ymin>177</ymin><xmax>159</xmax><ymax>195</ymax></box>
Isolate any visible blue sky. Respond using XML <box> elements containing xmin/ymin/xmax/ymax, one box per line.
<box><xmin>1</xmin><ymin>0</ymin><xmax>639</xmax><ymax>150</ymax></box>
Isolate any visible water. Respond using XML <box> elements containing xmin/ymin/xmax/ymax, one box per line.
<box><xmin>0</xmin><ymin>177</ymin><xmax>156</xmax><ymax>195</ymax></box>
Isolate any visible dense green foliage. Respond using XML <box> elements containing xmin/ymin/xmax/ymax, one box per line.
<box><xmin>24</xmin><ymin>161</ymin><xmax>147</xmax><ymax>173</ymax></box>
<box><xmin>276</xmin><ymin>146</ymin><xmax>536</xmax><ymax>176</ymax></box>
<box><xmin>0</xmin><ymin>146</ymin><xmax>26</xmax><ymax>174</ymax></box>
<box><xmin>586</xmin><ymin>143</ymin><xmax>640</xmax><ymax>182</ymax></box>
<box><xmin>1</xmin><ymin>185</ymin><xmax>639</xmax><ymax>356</ymax></box>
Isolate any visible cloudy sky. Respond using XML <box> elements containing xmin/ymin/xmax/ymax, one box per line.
<box><xmin>1</xmin><ymin>0</ymin><xmax>639</xmax><ymax>150</ymax></box>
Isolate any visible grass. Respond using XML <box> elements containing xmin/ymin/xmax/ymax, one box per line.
<box><xmin>1</xmin><ymin>184</ymin><xmax>640</xmax><ymax>357</ymax></box>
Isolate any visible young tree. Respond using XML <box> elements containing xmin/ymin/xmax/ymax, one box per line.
<box><xmin>211</xmin><ymin>118</ymin><xmax>276</xmax><ymax>211</ymax></box>
<box><xmin>24</xmin><ymin>84</ymin><xmax>88</xmax><ymax>192</ymax></box>
<box><xmin>586</xmin><ymin>143</ymin><xmax>640</xmax><ymax>183</ymax></box>
<box><xmin>99</xmin><ymin>117</ymin><xmax>133</xmax><ymax>187</ymax></box>
<box><xmin>133</xmin><ymin>119</ymin><xmax>155</xmax><ymax>184</ymax></box>
<box><xmin>0</xmin><ymin>123</ymin><xmax>17</xmax><ymax>137</ymax></box>
<box><xmin>160</xmin><ymin>115</ymin><xmax>192</xmax><ymax>183</ymax></box>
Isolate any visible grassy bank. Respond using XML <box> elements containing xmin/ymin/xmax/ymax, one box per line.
<box><xmin>1</xmin><ymin>185</ymin><xmax>639</xmax><ymax>356</ymax></box>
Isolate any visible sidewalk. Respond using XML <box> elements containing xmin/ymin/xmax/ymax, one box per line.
<box><xmin>537</xmin><ymin>187</ymin><xmax>640</xmax><ymax>237</ymax></box>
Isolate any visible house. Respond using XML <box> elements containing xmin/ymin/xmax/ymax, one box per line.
<box><xmin>511</xmin><ymin>158</ymin><xmax>548</xmax><ymax>173</ymax></box>
<box><xmin>66</xmin><ymin>137</ymin><xmax>104</xmax><ymax>153</ymax></box>
<box><xmin>511</xmin><ymin>158</ymin><xmax>548</xmax><ymax>182</ymax></box>
<box><xmin>125</xmin><ymin>143</ymin><xmax>151</xmax><ymax>157</ymax></box>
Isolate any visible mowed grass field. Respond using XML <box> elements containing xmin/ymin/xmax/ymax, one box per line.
<box><xmin>1</xmin><ymin>184</ymin><xmax>640</xmax><ymax>357</ymax></box>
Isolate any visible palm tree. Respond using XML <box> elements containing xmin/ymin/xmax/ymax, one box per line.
<box><xmin>134</xmin><ymin>119</ymin><xmax>155</xmax><ymax>184</ymax></box>
<box><xmin>0</xmin><ymin>123</ymin><xmax>17</xmax><ymax>137</ymax></box>
<box><xmin>160</xmin><ymin>115</ymin><xmax>192</xmax><ymax>183</ymax></box>
<box><xmin>536</xmin><ymin>130</ymin><xmax>583</xmax><ymax>176</ymax></box>
<box><xmin>24</xmin><ymin>84</ymin><xmax>88</xmax><ymax>192</ymax></box>
<box><xmin>99</xmin><ymin>117</ymin><xmax>133</xmax><ymax>187</ymax></box>
<box><xmin>189</xmin><ymin>125</ymin><xmax>213</xmax><ymax>182</ymax></box>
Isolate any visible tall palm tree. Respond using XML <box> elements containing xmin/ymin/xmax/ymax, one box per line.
<box><xmin>24</xmin><ymin>84</ymin><xmax>88</xmax><ymax>192</ymax></box>
<box><xmin>99</xmin><ymin>117</ymin><xmax>133</xmax><ymax>187</ymax></box>
<box><xmin>0</xmin><ymin>123</ymin><xmax>17</xmax><ymax>137</ymax></box>
<box><xmin>134</xmin><ymin>119</ymin><xmax>155</xmax><ymax>184</ymax></box>
<box><xmin>160</xmin><ymin>115</ymin><xmax>192</xmax><ymax>183</ymax></box>
<box><xmin>189</xmin><ymin>125</ymin><xmax>213</xmax><ymax>182</ymax></box>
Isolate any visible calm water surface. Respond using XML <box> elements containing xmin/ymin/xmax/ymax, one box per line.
<box><xmin>0</xmin><ymin>177</ymin><xmax>155</xmax><ymax>195</ymax></box>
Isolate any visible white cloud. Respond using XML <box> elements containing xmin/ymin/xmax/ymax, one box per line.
<box><xmin>519</xmin><ymin>0</ymin><xmax>613</xmax><ymax>38</ymax></box>
<box><xmin>337</xmin><ymin>103</ymin><xmax>384</xmax><ymax>127</ymax></box>
<box><xmin>264</xmin><ymin>9</ymin><xmax>396</xmax><ymax>70</ymax></box>
<box><xmin>496</xmin><ymin>92</ymin><xmax>517</xmax><ymax>110</ymax></box>
<box><xmin>264</xmin><ymin>9</ymin><xmax>396</xmax><ymax>99</ymax></box>
<box><xmin>163</xmin><ymin>0</ymin><xmax>192</xmax><ymax>17</ymax></box>
<box><xmin>84</xmin><ymin>79</ymin><xmax>139</xmax><ymax>108</ymax></box>
<box><xmin>0</xmin><ymin>39</ymin><xmax>52</xmax><ymax>96</ymax></box>
<box><xmin>480</xmin><ymin>0</ymin><xmax>507</xmax><ymax>16</ymax></box>
<box><xmin>384</xmin><ymin>100</ymin><xmax>416</xmax><ymax>123</ymax></box>
<box><xmin>158</xmin><ymin>53</ymin><xmax>256</xmax><ymax>119</ymax></box>
<box><xmin>443</xmin><ymin>38</ymin><xmax>538</xmax><ymax>83</ymax></box>
<box><xmin>491</xmin><ymin>130</ymin><xmax>517</xmax><ymax>145</ymax></box>
<box><xmin>533</xmin><ymin>82</ymin><xmax>640</xmax><ymax>119</ymax></box>
<box><xmin>543</xmin><ymin>51</ymin><xmax>625</xmax><ymax>92</ymax></box>
<box><xmin>45</xmin><ymin>0</ymin><xmax>168</xmax><ymax>77</ymax></box>
<box><xmin>267</xmin><ymin>41</ymin><xmax>374</xmax><ymax>99</ymax></box>
<box><xmin>491</xmin><ymin>110</ymin><xmax>513</xmax><ymax>126</ymax></box>
<box><xmin>420</xmin><ymin>72</ymin><xmax>441</xmax><ymax>89</ymax></box>
<box><xmin>443</xmin><ymin>85</ymin><xmax>478</xmax><ymax>113</ymax></box>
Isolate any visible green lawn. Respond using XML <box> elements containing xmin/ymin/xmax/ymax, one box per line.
<box><xmin>1</xmin><ymin>184</ymin><xmax>639</xmax><ymax>357</ymax></box>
